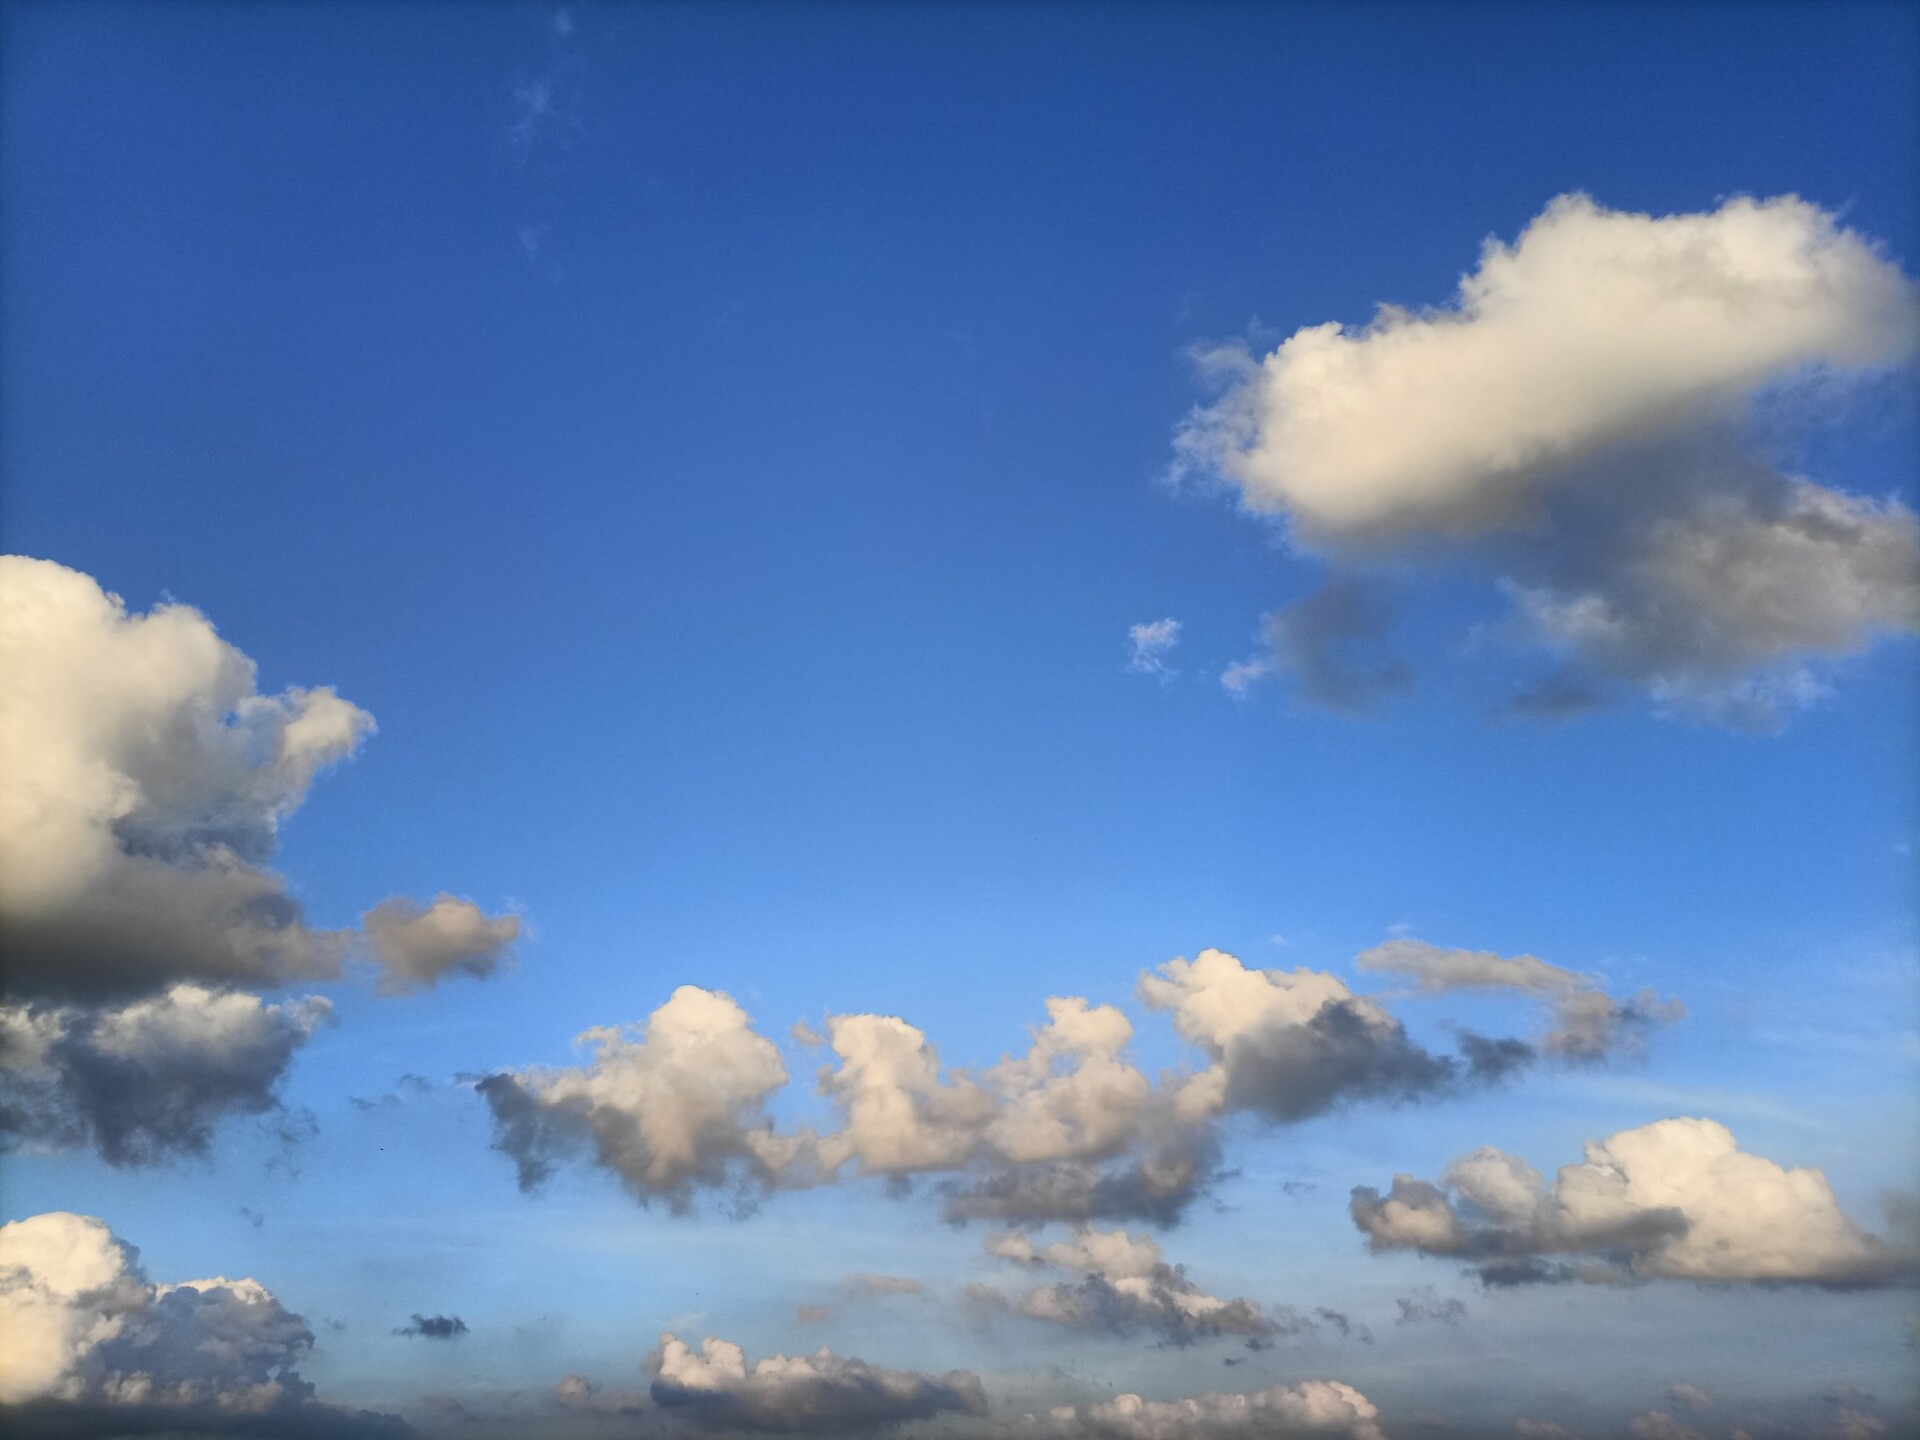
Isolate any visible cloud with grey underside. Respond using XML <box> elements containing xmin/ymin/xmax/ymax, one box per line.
<box><xmin>0</xmin><ymin>556</ymin><xmax>519</xmax><ymax>1166</ymax></box>
<box><xmin>1351</xmin><ymin>1117</ymin><xmax>1917</xmax><ymax>1287</ymax></box>
<box><xmin>1175</xmin><ymin>193</ymin><xmax>1920</xmax><ymax>725</ymax></box>
<box><xmin>475</xmin><ymin>939</ymin><xmax>1668</xmax><ymax>1223</ymax></box>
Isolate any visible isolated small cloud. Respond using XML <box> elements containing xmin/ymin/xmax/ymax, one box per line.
<box><xmin>362</xmin><ymin>896</ymin><xmax>519</xmax><ymax>996</ymax></box>
<box><xmin>1350</xmin><ymin>1116</ymin><xmax>1916</xmax><ymax>1286</ymax></box>
<box><xmin>1172</xmin><ymin>194</ymin><xmax>1920</xmax><ymax>722</ymax></box>
<box><xmin>1128</xmin><ymin>619</ymin><xmax>1182</xmax><ymax>680</ymax></box>
<box><xmin>1220</xmin><ymin>576</ymin><xmax>1411</xmax><ymax>712</ymax></box>
<box><xmin>394</xmin><ymin>1314</ymin><xmax>468</xmax><ymax>1340</ymax></box>
<box><xmin>1393</xmin><ymin>1288</ymin><xmax>1467</xmax><ymax>1325</ymax></box>
<box><xmin>646</xmin><ymin>1332</ymin><xmax>986</xmax><ymax>1431</ymax></box>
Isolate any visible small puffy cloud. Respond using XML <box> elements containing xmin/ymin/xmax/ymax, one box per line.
<box><xmin>1350</xmin><ymin>1117</ymin><xmax>1916</xmax><ymax>1286</ymax></box>
<box><xmin>1028</xmin><ymin>1379</ymin><xmax>1387</xmax><ymax>1439</ymax></box>
<box><xmin>477</xmin><ymin>985</ymin><xmax>804</xmax><ymax>1208</ymax></box>
<box><xmin>361</xmin><ymin>896</ymin><xmax>519</xmax><ymax>996</ymax></box>
<box><xmin>0</xmin><ymin>1211</ymin><xmax>403</xmax><ymax>1437</ymax></box>
<box><xmin>1353</xmin><ymin>938</ymin><xmax>1682</xmax><ymax>1060</ymax></box>
<box><xmin>1173</xmin><ymin>195</ymin><xmax>1920</xmax><ymax>721</ymax></box>
<box><xmin>0</xmin><ymin>558</ymin><xmax>373</xmax><ymax>1000</ymax></box>
<box><xmin>393</xmin><ymin>1314</ymin><xmax>467</xmax><ymax>1340</ymax></box>
<box><xmin>1137</xmin><ymin>948</ymin><xmax>1490</xmax><ymax>1124</ymax></box>
<box><xmin>979</xmin><ymin>1224</ymin><xmax>1282</xmax><ymax>1346</ymax></box>
<box><xmin>646</xmin><ymin>1332</ymin><xmax>986</xmax><ymax>1431</ymax></box>
<box><xmin>0</xmin><ymin>986</ymin><xmax>330</xmax><ymax>1166</ymax></box>
<box><xmin>1128</xmin><ymin>619</ymin><xmax>1182</xmax><ymax>680</ymax></box>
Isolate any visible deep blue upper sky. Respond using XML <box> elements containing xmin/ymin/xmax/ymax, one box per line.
<box><xmin>3</xmin><ymin>2</ymin><xmax>1917</xmax><ymax>1432</ymax></box>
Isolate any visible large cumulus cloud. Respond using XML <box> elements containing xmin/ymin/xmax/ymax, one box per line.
<box><xmin>1349</xmin><ymin>1117</ymin><xmax>1915</xmax><ymax>1287</ymax></box>
<box><xmin>0</xmin><ymin>558</ymin><xmax>517</xmax><ymax>1163</ymax></box>
<box><xmin>0</xmin><ymin>1211</ymin><xmax>406</xmax><ymax>1437</ymax></box>
<box><xmin>646</xmin><ymin>1332</ymin><xmax>986</xmax><ymax>1432</ymax></box>
<box><xmin>1174</xmin><ymin>194</ymin><xmax>1920</xmax><ymax>722</ymax></box>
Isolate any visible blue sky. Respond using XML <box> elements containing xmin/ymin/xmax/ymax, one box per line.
<box><xmin>2</xmin><ymin>4</ymin><xmax>1917</xmax><ymax>1439</ymax></box>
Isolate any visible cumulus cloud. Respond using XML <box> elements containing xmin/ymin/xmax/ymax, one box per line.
<box><xmin>0</xmin><ymin>557</ymin><xmax>371</xmax><ymax>998</ymax></box>
<box><xmin>0</xmin><ymin>985</ymin><xmax>331</xmax><ymax>1165</ymax></box>
<box><xmin>0</xmin><ymin>1211</ymin><xmax>404</xmax><ymax>1437</ymax></box>
<box><xmin>1128</xmin><ymin>619</ymin><xmax>1182</xmax><ymax>680</ymax></box>
<box><xmin>361</xmin><ymin>896</ymin><xmax>519</xmax><ymax>996</ymax></box>
<box><xmin>0</xmin><ymin>559</ymin><xmax>516</xmax><ymax>1165</ymax></box>
<box><xmin>1137</xmin><ymin>948</ymin><xmax>1505</xmax><ymax>1124</ymax></box>
<box><xmin>477</xmin><ymin>985</ymin><xmax>805</xmax><ymax>1208</ymax></box>
<box><xmin>1353</xmin><ymin>938</ymin><xmax>1682</xmax><ymax>1060</ymax></box>
<box><xmin>1027</xmin><ymin>1379</ymin><xmax>1387</xmax><ymax>1439</ymax></box>
<box><xmin>977</xmin><ymin>1225</ymin><xmax>1283</xmax><ymax>1346</ymax></box>
<box><xmin>646</xmin><ymin>1333</ymin><xmax>986</xmax><ymax>1431</ymax></box>
<box><xmin>1173</xmin><ymin>194</ymin><xmax>1920</xmax><ymax>721</ymax></box>
<box><xmin>1350</xmin><ymin>1117</ymin><xmax>1916</xmax><ymax>1286</ymax></box>
<box><xmin>484</xmin><ymin>951</ymin><xmax>1582</xmax><ymax>1221</ymax></box>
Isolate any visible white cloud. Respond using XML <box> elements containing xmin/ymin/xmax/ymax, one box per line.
<box><xmin>646</xmin><ymin>1332</ymin><xmax>986</xmax><ymax>1431</ymax></box>
<box><xmin>0</xmin><ymin>557</ymin><xmax>371</xmax><ymax>998</ymax></box>
<box><xmin>477</xmin><ymin>985</ymin><xmax>804</xmax><ymax>1206</ymax></box>
<box><xmin>0</xmin><ymin>1210</ymin><xmax>395</xmax><ymax>1434</ymax></box>
<box><xmin>361</xmin><ymin>895</ymin><xmax>520</xmax><ymax>995</ymax></box>
<box><xmin>1128</xmin><ymin>619</ymin><xmax>1182</xmax><ymax>680</ymax></box>
<box><xmin>1137</xmin><ymin>949</ymin><xmax>1467</xmax><ymax>1123</ymax></box>
<box><xmin>1173</xmin><ymin>195</ymin><xmax>1920</xmax><ymax>719</ymax></box>
<box><xmin>1350</xmin><ymin>1116</ymin><xmax>1915</xmax><ymax>1286</ymax></box>
<box><xmin>1029</xmin><ymin>1379</ymin><xmax>1387</xmax><ymax>1439</ymax></box>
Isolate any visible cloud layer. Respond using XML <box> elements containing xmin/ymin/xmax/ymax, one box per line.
<box><xmin>1174</xmin><ymin>194</ymin><xmax>1920</xmax><ymax>720</ymax></box>
<box><xmin>1350</xmin><ymin>1116</ymin><xmax>1915</xmax><ymax>1286</ymax></box>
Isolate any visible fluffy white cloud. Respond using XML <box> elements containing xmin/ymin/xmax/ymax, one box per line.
<box><xmin>361</xmin><ymin>895</ymin><xmax>520</xmax><ymax>995</ymax></box>
<box><xmin>977</xmin><ymin>1224</ymin><xmax>1282</xmax><ymax>1345</ymax></box>
<box><xmin>1350</xmin><ymin>1117</ymin><xmax>1915</xmax><ymax>1286</ymax></box>
<box><xmin>1128</xmin><ymin>619</ymin><xmax>1182</xmax><ymax>679</ymax></box>
<box><xmin>478</xmin><ymin>985</ymin><xmax>804</xmax><ymax>1206</ymax></box>
<box><xmin>0</xmin><ymin>985</ymin><xmax>331</xmax><ymax>1165</ymax></box>
<box><xmin>647</xmin><ymin>1332</ymin><xmax>986</xmax><ymax>1431</ymax></box>
<box><xmin>1172</xmin><ymin>195</ymin><xmax>1920</xmax><ymax>719</ymax></box>
<box><xmin>0</xmin><ymin>1211</ymin><xmax>398</xmax><ymax>1435</ymax></box>
<box><xmin>1137</xmin><ymin>949</ymin><xmax>1481</xmax><ymax>1123</ymax></box>
<box><xmin>0</xmin><ymin>557</ymin><xmax>371</xmax><ymax>997</ymax></box>
<box><xmin>1030</xmin><ymin>1379</ymin><xmax>1387</xmax><ymax>1439</ymax></box>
